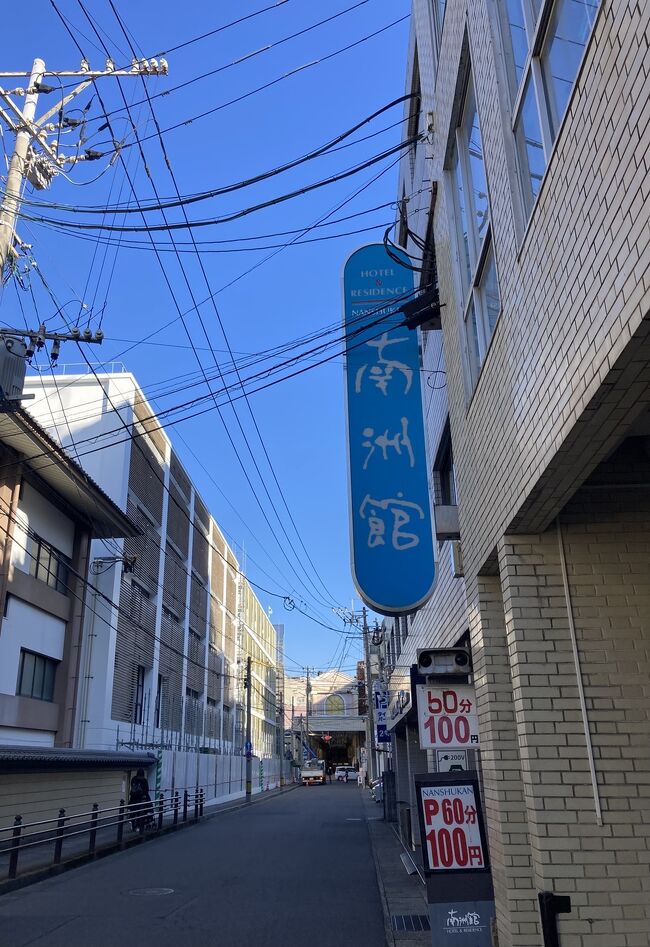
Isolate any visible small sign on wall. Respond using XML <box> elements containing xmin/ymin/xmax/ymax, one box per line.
<box><xmin>436</xmin><ymin>750</ymin><xmax>468</xmax><ymax>772</ymax></box>
<box><xmin>416</xmin><ymin>684</ymin><xmax>479</xmax><ymax>751</ymax></box>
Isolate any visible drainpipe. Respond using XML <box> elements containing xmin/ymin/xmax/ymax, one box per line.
<box><xmin>556</xmin><ymin>517</ymin><xmax>603</xmax><ymax>825</ymax></box>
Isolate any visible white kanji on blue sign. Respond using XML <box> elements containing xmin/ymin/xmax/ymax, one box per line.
<box><xmin>343</xmin><ymin>244</ymin><xmax>436</xmax><ymax>614</ymax></box>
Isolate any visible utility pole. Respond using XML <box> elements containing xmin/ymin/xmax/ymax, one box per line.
<box><xmin>0</xmin><ymin>56</ymin><xmax>168</xmax><ymax>276</ymax></box>
<box><xmin>299</xmin><ymin>713</ymin><xmax>304</xmax><ymax>765</ymax></box>
<box><xmin>277</xmin><ymin>690</ymin><xmax>284</xmax><ymax>788</ymax></box>
<box><xmin>362</xmin><ymin>607</ymin><xmax>376</xmax><ymax>783</ymax></box>
<box><xmin>305</xmin><ymin>666</ymin><xmax>311</xmax><ymax>759</ymax></box>
<box><xmin>245</xmin><ymin>655</ymin><xmax>252</xmax><ymax>802</ymax></box>
<box><xmin>0</xmin><ymin>59</ymin><xmax>44</xmax><ymax>274</ymax></box>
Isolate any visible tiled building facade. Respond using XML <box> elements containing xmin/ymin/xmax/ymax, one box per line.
<box><xmin>25</xmin><ymin>373</ymin><xmax>279</xmax><ymax>761</ymax></box>
<box><xmin>385</xmin><ymin>2</ymin><xmax>650</xmax><ymax>944</ymax></box>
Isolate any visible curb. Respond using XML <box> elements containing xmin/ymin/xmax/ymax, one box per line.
<box><xmin>363</xmin><ymin>796</ymin><xmax>396</xmax><ymax>947</ymax></box>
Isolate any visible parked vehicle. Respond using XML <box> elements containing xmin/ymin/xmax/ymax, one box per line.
<box><xmin>334</xmin><ymin>765</ymin><xmax>357</xmax><ymax>782</ymax></box>
<box><xmin>301</xmin><ymin>759</ymin><xmax>326</xmax><ymax>785</ymax></box>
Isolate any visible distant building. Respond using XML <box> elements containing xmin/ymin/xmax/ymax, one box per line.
<box><xmin>284</xmin><ymin>670</ymin><xmax>365</xmax><ymax>766</ymax></box>
<box><xmin>25</xmin><ymin>372</ymin><xmax>279</xmax><ymax>760</ymax></box>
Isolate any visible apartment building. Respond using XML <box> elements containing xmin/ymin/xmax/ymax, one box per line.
<box><xmin>0</xmin><ymin>405</ymin><xmax>135</xmax><ymax>748</ymax></box>
<box><xmin>24</xmin><ymin>372</ymin><xmax>278</xmax><ymax>761</ymax></box>
<box><xmin>383</xmin><ymin>2</ymin><xmax>650</xmax><ymax>944</ymax></box>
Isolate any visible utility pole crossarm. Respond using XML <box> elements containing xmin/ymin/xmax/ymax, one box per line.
<box><xmin>0</xmin><ymin>56</ymin><xmax>168</xmax><ymax>280</ymax></box>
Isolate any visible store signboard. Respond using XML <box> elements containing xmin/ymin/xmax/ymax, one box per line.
<box><xmin>416</xmin><ymin>683</ymin><xmax>479</xmax><ymax>751</ymax></box>
<box><xmin>415</xmin><ymin>773</ymin><xmax>494</xmax><ymax>947</ymax></box>
<box><xmin>419</xmin><ymin>782</ymin><xmax>487</xmax><ymax>872</ymax></box>
<box><xmin>374</xmin><ymin>680</ymin><xmax>390</xmax><ymax>744</ymax></box>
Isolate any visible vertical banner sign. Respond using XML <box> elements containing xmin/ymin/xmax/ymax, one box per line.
<box><xmin>415</xmin><ymin>773</ymin><xmax>495</xmax><ymax>947</ymax></box>
<box><xmin>342</xmin><ymin>244</ymin><xmax>436</xmax><ymax>615</ymax></box>
<box><xmin>373</xmin><ymin>680</ymin><xmax>390</xmax><ymax>744</ymax></box>
<box><xmin>420</xmin><ymin>782</ymin><xmax>486</xmax><ymax>872</ymax></box>
<box><xmin>416</xmin><ymin>683</ymin><xmax>480</xmax><ymax>751</ymax></box>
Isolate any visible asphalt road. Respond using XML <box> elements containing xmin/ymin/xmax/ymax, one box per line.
<box><xmin>0</xmin><ymin>782</ymin><xmax>387</xmax><ymax>947</ymax></box>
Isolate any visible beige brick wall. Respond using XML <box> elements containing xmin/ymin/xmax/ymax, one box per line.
<box><xmin>495</xmin><ymin>485</ymin><xmax>650</xmax><ymax>945</ymax></box>
<box><xmin>392</xmin><ymin>1</ymin><xmax>650</xmax><ymax>943</ymax></box>
<box><xmin>469</xmin><ymin>573</ymin><xmax>539</xmax><ymax>945</ymax></box>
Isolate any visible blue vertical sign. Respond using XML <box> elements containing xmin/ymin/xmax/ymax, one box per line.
<box><xmin>343</xmin><ymin>244</ymin><xmax>435</xmax><ymax>615</ymax></box>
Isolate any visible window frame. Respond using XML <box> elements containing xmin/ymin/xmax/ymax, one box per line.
<box><xmin>406</xmin><ymin>46</ymin><xmax>422</xmax><ymax>180</ymax></box>
<box><xmin>17</xmin><ymin>649</ymin><xmax>57</xmax><ymax>702</ymax></box>
<box><xmin>27</xmin><ymin>533</ymin><xmax>71</xmax><ymax>595</ymax></box>
<box><xmin>447</xmin><ymin>64</ymin><xmax>502</xmax><ymax>389</ymax></box>
<box><xmin>433</xmin><ymin>1</ymin><xmax>447</xmax><ymax>52</ymax></box>
<box><xmin>501</xmin><ymin>0</ymin><xmax>603</xmax><ymax>217</ymax></box>
<box><xmin>134</xmin><ymin>664</ymin><xmax>145</xmax><ymax>725</ymax></box>
<box><xmin>433</xmin><ymin>423</ymin><xmax>457</xmax><ymax>506</ymax></box>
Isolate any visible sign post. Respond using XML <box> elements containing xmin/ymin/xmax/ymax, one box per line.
<box><xmin>415</xmin><ymin>772</ymin><xmax>495</xmax><ymax>945</ymax></box>
<box><xmin>373</xmin><ymin>680</ymin><xmax>390</xmax><ymax>745</ymax></box>
<box><xmin>342</xmin><ymin>244</ymin><xmax>436</xmax><ymax>615</ymax></box>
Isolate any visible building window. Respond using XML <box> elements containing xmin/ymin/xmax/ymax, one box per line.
<box><xmin>133</xmin><ymin>665</ymin><xmax>145</xmax><ymax>724</ymax></box>
<box><xmin>17</xmin><ymin>649</ymin><xmax>57</xmax><ymax>702</ymax></box>
<box><xmin>407</xmin><ymin>48</ymin><xmax>422</xmax><ymax>178</ymax></box>
<box><xmin>434</xmin><ymin>424</ymin><xmax>457</xmax><ymax>506</ymax></box>
<box><xmin>324</xmin><ymin>694</ymin><xmax>344</xmax><ymax>715</ymax></box>
<box><xmin>434</xmin><ymin>1</ymin><xmax>447</xmax><ymax>50</ymax></box>
<box><xmin>450</xmin><ymin>68</ymin><xmax>501</xmax><ymax>384</ymax></box>
<box><xmin>155</xmin><ymin>673</ymin><xmax>163</xmax><ymax>728</ymax></box>
<box><xmin>27</xmin><ymin>534</ymin><xmax>71</xmax><ymax>595</ymax></box>
<box><xmin>452</xmin><ymin>75</ymin><xmax>491</xmax><ymax>297</ymax></box>
<box><xmin>501</xmin><ymin>0</ymin><xmax>601</xmax><ymax>215</ymax></box>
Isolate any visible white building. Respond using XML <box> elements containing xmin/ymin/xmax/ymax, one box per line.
<box><xmin>24</xmin><ymin>372</ymin><xmax>279</xmax><ymax>761</ymax></box>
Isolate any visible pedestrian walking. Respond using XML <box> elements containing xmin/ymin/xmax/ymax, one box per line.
<box><xmin>129</xmin><ymin>767</ymin><xmax>153</xmax><ymax>833</ymax></box>
<box><xmin>343</xmin><ymin>769</ymin><xmax>349</xmax><ymax>784</ymax></box>
<box><xmin>327</xmin><ymin>765</ymin><xmax>333</xmax><ymax>784</ymax></box>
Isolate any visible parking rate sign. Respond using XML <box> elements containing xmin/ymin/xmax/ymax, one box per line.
<box><xmin>420</xmin><ymin>784</ymin><xmax>486</xmax><ymax>872</ymax></box>
<box><xmin>416</xmin><ymin>684</ymin><xmax>480</xmax><ymax>751</ymax></box>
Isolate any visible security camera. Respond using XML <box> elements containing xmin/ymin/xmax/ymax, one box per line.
<box><xmin>417</xmin><ymin>648</ymin><xmax>471</xmax><ymax>677</ymax></box>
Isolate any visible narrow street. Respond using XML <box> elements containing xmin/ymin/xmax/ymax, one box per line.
<box><xmin>0</xmin><ymin>784</ymin><xmax>387</xmax><ymax>947</ymax></box>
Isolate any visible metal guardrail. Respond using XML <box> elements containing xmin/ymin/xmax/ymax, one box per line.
<box><xmin>0</xmin><ymin>787</ymin><xmax>205</xmax><ymax>881</ymax></box>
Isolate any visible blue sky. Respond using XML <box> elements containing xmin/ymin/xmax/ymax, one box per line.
<box><xmin>0</xmin><ymin>0</ymin><xmax>411</xmax><ymax>674</ymax></box>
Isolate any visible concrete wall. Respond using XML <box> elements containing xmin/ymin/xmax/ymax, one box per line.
<box><xmin>0</xmin><ymin>769</ymin><xmax>128</xmax><ymax>827</ymax></box>
<box><xmin>158</xmin><ymin>750</ymin><xmax>283</xmax><ymax>805</ymax></box>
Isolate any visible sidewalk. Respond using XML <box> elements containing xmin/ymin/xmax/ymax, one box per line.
<box><xmin>362</xmin><ymin>791</ymin><xmax>431</xmax><ymax>947</ymax></box>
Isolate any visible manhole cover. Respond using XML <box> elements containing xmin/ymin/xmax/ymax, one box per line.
<box><xmin>128</xmin><ymin>887</ymin><xmax>175</xmax><ymax>897</ymax></box>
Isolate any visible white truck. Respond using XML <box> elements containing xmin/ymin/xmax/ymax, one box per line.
<box><xmin>301</xmin><ymin>759</ymin><xmax>326</xmax><ymax>786</ymax></box>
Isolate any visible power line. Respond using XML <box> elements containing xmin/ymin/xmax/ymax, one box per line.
<box><xmin>73</xmin><ymin>1</ymin><xmax>380</xmax><ymax>132</ymax></box>
<box><xmin>23</xmin><ymin>95</ymin><xmax>417</xmax><ymax>215</ymax></box>
<box><xmin>88</xmin><ymin>13</ymin><xmax>411</xmax><ymax>151</ymax></box>
<box><xmin>53</xmin><ymin>1</ymin><xmax>338</xmax><ymax>622</ymax></box>
<box><xmin>11</xmin><ymin>285</ymin><xmax>422</xmax><ymax>476</ymax></box>
<box><xmin>17</xmin><ymin>137</ymin><xmax>419</xmax><ymax>233</ymax></box>
<box><xmin>105</xmin><ymin>0</ymin><xmax>342</xmax><ymax>612</ymax></box>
